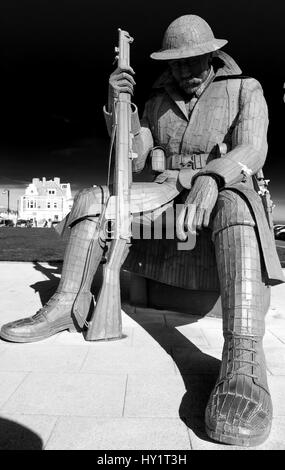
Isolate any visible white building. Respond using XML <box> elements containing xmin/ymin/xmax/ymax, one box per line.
<box><xmin>19</xmin><ymin>177</ymin><xmax>73</xmax><ymax>225</ymax></box>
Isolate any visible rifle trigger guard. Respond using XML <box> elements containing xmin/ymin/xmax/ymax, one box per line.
<box><xmin>104</xmin><ymin>219</ymin><xmax>115</xmax><ymax>239</ymax></box>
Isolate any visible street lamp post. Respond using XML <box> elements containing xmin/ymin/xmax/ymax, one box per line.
<box><xmin>2</xmin><ymin>190</ymin><xmax>10</xmax><ymax>218</ymax></box>
<box><xmin>16</xmin><ymin>199</ymin><xmax>19</xmax><ymax>223</ymax></box>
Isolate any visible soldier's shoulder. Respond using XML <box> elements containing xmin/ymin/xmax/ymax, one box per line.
<box><xmin>240</xmin><ymin>77</ymin><xmax>264</xmax><ymax>93</ymax></box>
<box><xmin>147</xmin><ymin>89</ymin><xmax>166</xmax><ymax>101</ymax></box>
<box><xmin>144</xmin><ymin>89</ymin><xmax>166</xmax><ymax>111</ymax></box>
<box><xmin>216</xmin><ymin>75</ymin><xmax>263</xmax><ymax>90</ymax></box>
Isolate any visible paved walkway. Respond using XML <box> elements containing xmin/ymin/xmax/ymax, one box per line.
<box><xmin>0</xmin><ymin>261</ymin><xmax>284</xmax><ymax>450</ymax></box>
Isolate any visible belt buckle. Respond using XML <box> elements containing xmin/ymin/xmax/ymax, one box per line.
<box><xmin>191</xmin><ymin>154</ymin><xmax>197</xmax><ymax>170</ymax></box>
<box><xmin>182</xmin><ymin>154</ymin><xmax>196</xmax><ymax>170</ymax></box>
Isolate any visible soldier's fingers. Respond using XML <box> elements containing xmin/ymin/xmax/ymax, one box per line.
<box><xmin>116</xmin><ymin>72</ymin><xmax>136</xmax><ymax>85</ymax></box>
<box><xmin>120</xmin><ymin>86</ymin><xmax>134</xmax><ymax>95</ymax></box>
<box><xmin>203</xmin><ymin>209</ymin><xmax>211</xmax><ymax>228</ymax></box>
<box><xmin>176</xmin><ymin>207</ymin><xmax>187</xmax><ymax>241</ymax></box>
<box><xmin>118</xmin><ymin>65</ymin><xmax>135</xmax><ymax>75</ymax></box>
<box><xmin>113</xmin><ymin>84</ymin><xmax>134</xmax><ymax>95</ymax></box>
<box><xmin>195</xmin><ymin>207</ymin><xmax>205</xmax><ymax>230</ymax></box>
<box><xmin>186</xmin><ymin>204</ymin><xmax>197</xmax><ymax>236</ymax></box>
<box><xmin>115</xmin><ymin>79</ymin><xmax>135</xmax><ymax>90</ymax></box>
<box><xmin>110</xmin><ymin>75</ymin><xmax>136</xmax><ymax>90</ymax></box>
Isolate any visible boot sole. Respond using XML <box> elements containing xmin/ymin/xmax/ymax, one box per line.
<box><xmin>0</xmin><ymin>322</ymin><xmax>78</xmax><ymax>343</ymax></box>
<box><xmin>205</xmin><ymin>424</ymin><xmax>271</xmax><ymax>447</ymax></box>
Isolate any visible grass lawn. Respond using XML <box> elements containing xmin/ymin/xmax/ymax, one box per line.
<box><xmin>0</xmin><ymin>227</ymin><xmax>69</xmax><ymax>262</ymax></box>
<box><xmin>0</xmin><ymin>227</ymin><xmax>284</xmax><ymax>267</ymax></box>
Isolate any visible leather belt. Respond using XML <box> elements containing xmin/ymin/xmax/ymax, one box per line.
<box><xmin>169</xmin><ymin>153</ymin><xmax>210</xmax><ymax>170</ymax></box>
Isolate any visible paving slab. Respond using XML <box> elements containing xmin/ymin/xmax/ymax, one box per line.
<box><xmin>2</xmin><ymin>372</ymin><xmax>127</xmax><ymax>417</ymax></box>
<box><xmin>131</xmin><ymin>324</ymin><xmax>189</xmax><ymax>353</ymax></box>
<box><xmin>0</xmin><ymin>345</ymin><xmax>89</xmax><ymax>373</ymax></box>
<box><xmin>174</xmin><ymin>325</ymin><xmax>210</xmax><ymax>347</ymax></box>
<box><xmin>0</xmin><ymin>262</ymin><xmax>285</xmax><ymax>450</ymax></box>
<box><xmin>45</xmin><ymin>417</ymin><xmax>191</xmax><ymax>450</ymax></box>
<box><xmin>268</xmin><ymin>376</ymin><xmax>285</xmax><ymax>416</ymax></box>
<box><xmin>199</xmin><ymin>328</ymin><xmax>224</xmax><ymax>349</ymax></box>
<box><xmin>0</xmin><ymin>372</ymin><xmax>29</xmax><ymax>408</ymax></box>
<box><xmin>267</xmin><ymin>328</ymin><xmax>285</xmax><ymax>345</ymax></box>
<box><xmin>124</xmin><ymin>374</ymin><xmax>187</xmax><ymax>418</ymax></box>
<box><xmin>131</xmin><ymin>325</ymin><xmax>170</xmax><ymax>349</ymax></box>
<box><xmin>81</xmin><ymin>344</ymin><xmax>175</xmax><ymax>374</ymax></box>
<box><xmin>264</xmin><ymin>348</ymin><xmax>285</xmax><ymax>375</ymax></box>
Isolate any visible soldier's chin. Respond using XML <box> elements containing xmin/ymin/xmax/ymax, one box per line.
<box><xmin>181</xmin><ymin>82</ymin><xmax>200</xmax><ymax>95</ymax></box>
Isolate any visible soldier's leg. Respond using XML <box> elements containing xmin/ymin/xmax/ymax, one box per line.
<box><xmin>205</xmin><ymin>190</ymin><xmax>272</xmax><ymax>446</ymax></box>
<box><xmin>0</xmin><ymin>179</ymin><xmax>180</xmax><ymax>343</ymax></box>
<box><xmin>0</xmin><ymin>187</ymin><xmax>107</xmax><ymax>343</ymax></box>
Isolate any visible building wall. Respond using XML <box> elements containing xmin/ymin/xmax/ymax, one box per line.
<box><xmin>19</xmin><ymin>177</ymin><xmax>73</xmax><ymax>224</ymax></box>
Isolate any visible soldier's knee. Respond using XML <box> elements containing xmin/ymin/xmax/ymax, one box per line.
<box><xmin>69</xmin><ymin>185</ymin><xmax>109</xmax><ymax>226</ymax></box>
<box><xmin>73</xmin><ymin>186</ymin><xmax>101</xmax><ymax>206</ymax></box>
<box><xmin>212</xmin><ymin>189</ymin><xmax>255</xmax><ymax>236</ymax></box>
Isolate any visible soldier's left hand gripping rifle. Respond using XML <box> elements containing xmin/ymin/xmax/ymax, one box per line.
<box><xmin>84</xmin><ymin>29</ymin><xmax>135</xmax><ymax>341</ymax></box>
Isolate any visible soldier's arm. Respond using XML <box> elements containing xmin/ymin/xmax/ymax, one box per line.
<box><xmin>193</xmin><ymin>78</ymin><xmax>269</xmax><ymax>186</ymax></box>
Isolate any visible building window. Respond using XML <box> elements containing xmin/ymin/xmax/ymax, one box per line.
<box><xmin>47</xmin><ymin>202</ymin><xmax>51</xmax><ymax>209</ymax></box>
<box><xmin>28</xmin><ymin>200</ymin><xmax>35</xmax><ymax>209</ymax></box>
<box><xmin>48</xmin><ymin>190</ymin><xmax>56</xmax><ymax>195</ymax></box>
<box><xmin>54</xmin><ymin>202</ymin><xmax>57</xmax><ymax>208</ymax></box>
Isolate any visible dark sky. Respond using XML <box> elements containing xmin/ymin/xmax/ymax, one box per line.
<box><xmin>0</xmin><ymin>0</ymin><xmax>284</xmax><ymax>217</ymax></box>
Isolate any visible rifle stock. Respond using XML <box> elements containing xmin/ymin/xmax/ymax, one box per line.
<box><xmin>85</xmin><ymin>29</ymin><xmax>134</xmax><ymax>341</ymax></box>
<box><xmin>85</xmin><ymin>238</ymin><xmax>130</xmax><ymax>340</ymax></box>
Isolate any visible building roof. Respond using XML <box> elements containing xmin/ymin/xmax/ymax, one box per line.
<box><xmin>27</xmin><ymin>178</ymin><xmax>72</xmax><ymax>198</ymax></box>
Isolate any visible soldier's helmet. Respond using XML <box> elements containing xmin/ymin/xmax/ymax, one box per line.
<box><xmin>150</xmin><ymin>15</ymin><xmax>228</xmax><ymax>60</ymax></box>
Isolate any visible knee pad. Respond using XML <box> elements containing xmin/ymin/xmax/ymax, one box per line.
<box><xmin>211</xmin><ymin>189</ymin><xmax>255</xmax><ymax>239</ymax></box>
<box><xmin>69</xmin><ymin>185</ymin><xmax>109</xmax><ymax>227</ymax></box>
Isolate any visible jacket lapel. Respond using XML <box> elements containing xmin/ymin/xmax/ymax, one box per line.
<box><xmin>165</xmin><ymin>84</ymin><xmax>189</xmax><ymax>121</ymax></box>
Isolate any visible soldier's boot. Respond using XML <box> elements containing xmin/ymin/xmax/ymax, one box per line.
<box><xmin>0</xmin><ymin>217</ymin><xmax>106</xmax><ymax>343</ymax></box>
<box><xmin>205</xmin><ymin>223</ymin><xmax>272</xmax><ymax>447</ymax></box>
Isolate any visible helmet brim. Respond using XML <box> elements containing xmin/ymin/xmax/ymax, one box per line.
<box><xmin>150</xmin><ymin>39</ymin><xmax>228</xmax><ymax>60</ymax></box>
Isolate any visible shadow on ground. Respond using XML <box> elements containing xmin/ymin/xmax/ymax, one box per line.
<box><xmin>30</xmin><ymin>261</ymin><xmax>62</xmax><ymax>306</ymax></box>
<box><xmin>0</xmin><ymin>417</ymin><xmax>43</xmax><ymax>450</ymax></box>
<box><xmin>124</xmin><ymin>304</ymin><xmax>221</xmax><ymax>443</ymax></box>
<box><xmin>30</xmin><ymin>261</ymin><xmax>221</xmax><ymax>444</ymax></box>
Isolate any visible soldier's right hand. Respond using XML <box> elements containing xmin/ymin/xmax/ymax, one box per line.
<box><xmin>109</xmin><ymin>66</ymin><xmax>136</xmax><ymax>97</ymax></box>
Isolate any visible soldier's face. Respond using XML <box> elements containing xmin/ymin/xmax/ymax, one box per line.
<box><xmin>168</xmin><ymin>53</ymin><xmax>211</xmax><ymax>95</ymax></box>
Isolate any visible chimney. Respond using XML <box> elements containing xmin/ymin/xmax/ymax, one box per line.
<box><xmin>54</xmin><ymin>177</ymin><xmax>60</xmax><ymax>186</ymax></box>
<box><xmin>42</xmin><ymin>177</ymin><xmax>46</xmax><ymax>184</ymax></box>
<box><xmin>32</xmin><ymin>178</ymin><xmax>39</xmax><ymax>185</ymax></box>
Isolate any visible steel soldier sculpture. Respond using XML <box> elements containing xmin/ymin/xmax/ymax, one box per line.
<box><xmin>1</xmin><ymin>15</ymin><xmax>284</xmax><ymax>446</ymax></box>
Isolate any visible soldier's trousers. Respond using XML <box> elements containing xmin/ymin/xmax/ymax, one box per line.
<box><xmin>65</xmin><ymin>182</ymin><xmax>270</xmax><ymax>334</ymax></box>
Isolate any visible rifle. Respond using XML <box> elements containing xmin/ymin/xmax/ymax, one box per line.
<box><xmin>85</xmin><ymin>29</ymin><xmax>134</xmax><ymax>341</ymax></box>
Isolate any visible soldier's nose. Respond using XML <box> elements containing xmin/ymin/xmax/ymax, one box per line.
<box><xmin>180</xmin><ymin>63</ymin><xmax>193</xmax><ymax>75</ymax></box>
